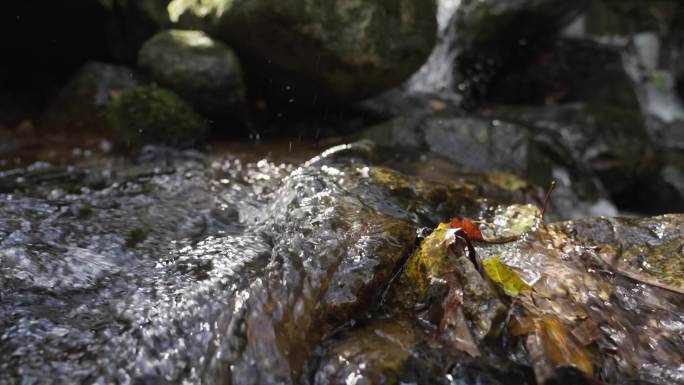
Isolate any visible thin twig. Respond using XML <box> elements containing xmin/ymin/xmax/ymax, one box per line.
<box><xmin>540</xmin><ymin>180</ymin><xmax>556</xmax><ymax>227</ymax></box>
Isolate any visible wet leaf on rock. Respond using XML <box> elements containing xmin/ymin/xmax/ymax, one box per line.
<box><xmin>404</xmin><ymin>223</ymin><xmax>451</xmax><ymax>298</ymax></box>
<box><xmin>512</xmin><ymin>312</ymin><xmax>594</xmax><ymax>381</ymax></box>
<box><xmin>449</xmin><ymin>217</ymin><xmax>484</xmax><ymax>241</ymax></box>
<box><xmin>483</xmin><ymin>256</ymin><xmax>533</xmax><ymax>297</ymax></box>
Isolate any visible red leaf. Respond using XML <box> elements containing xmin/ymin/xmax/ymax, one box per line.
<box><xmin>449</xmin><ymin>217</ymin><xmax>484</xmax><ymax>241</ymax></box>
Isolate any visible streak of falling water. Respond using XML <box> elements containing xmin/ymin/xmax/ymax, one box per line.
<box><xmin>623</xmin><ymin>32</ymin><xmax>684</xmax><ymax>123</ymax></box>
<box><xmin>405</xmin><ymin>0</ymin><xmax>462</xmax><ymax>99</ymax></box>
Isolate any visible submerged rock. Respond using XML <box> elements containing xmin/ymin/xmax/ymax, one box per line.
<box><xmin>167</xmin><ymin>0</ymin><xmax>438</xmax><ymax>103</ymax></box>
<box><xmin>313</xmin><ymin>319</ymin><xmax>420</xmax><ymax>385</ymax></box>
<box><xmin>106</xmin><ymin>85</ymin><xmax>209</xmax><ymax>147</ymax></box>
<box><xmin>1</xmin><ymin>141</ymin><xmax>683</xmax><ymax>384</ymax></box>
<box><xmin>138</xmin><ymin>29</ymin><xmax>246</xmax><ymax>120</ymax></box>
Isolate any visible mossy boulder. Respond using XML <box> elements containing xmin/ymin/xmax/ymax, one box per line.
<box><xmin>43</xmin><ymin>62</ymin><xmax>141</xmax><ymax>134</ymax></box>
<box><xmin>167</xmin><ymin>0</ymin><xmax>438</xmax><ymax>103</ymax></box>
<box><xmin>138</xmin><ymin>29</ymin><xmax>246</xmax><ymax>119</ymax></box>
<box><xmin>106</xmin><ymin>85</ymin><xmax>208</xmax><ymax>147</ymax></box>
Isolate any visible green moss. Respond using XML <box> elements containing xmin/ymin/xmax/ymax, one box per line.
<box><xmin>369</xmin><ymin>166</ymin><xmax>480</xmax><ymax>216</ymax></box>
<box><xmin>371</xmin><ymin>166</ymin><xmax>415</xmax><ymax>191</ymax></box>
<box><xmin>106</xmin><ymin>85</ymin><xmax>209</xmax><ymax>147</ymax></box>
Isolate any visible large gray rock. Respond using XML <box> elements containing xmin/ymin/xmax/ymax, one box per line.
<box><xmin>138</xmin><ymin>29</ymin><xmax>246</xmax><ymax>119</ymax></box>
<box><xmin>484</xmin><ymin>38</ymin><xmax>639</xmax><ymax>108</ymax></box>
<box><xmin>167</xmin><ymin>0</ymin><xmax>438</xmax><ymax>103</ymax></box>
<box><xmin>486</xmin><ymin>103</ymin><xmax>659</xmax><ymax>210</ymax></box>
<box><xmin>363</xmin><ymin>115</ymin><xmax>553</xmax><ymax>188</ymax></box>
<box><xmin>453</xmin><ymin>0</ymin><xmax>589</xmax><ymax>106</ymax></box>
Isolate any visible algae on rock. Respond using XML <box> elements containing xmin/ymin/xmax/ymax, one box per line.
<box><xmin>106</xmin><ymin>85</ymin><xmax>208</xmax><ymax>147</ymax></box>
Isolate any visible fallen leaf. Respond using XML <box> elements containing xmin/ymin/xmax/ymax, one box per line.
<box><xmin>536</xmin><ymin>315</ymin><xmax>594</xmax><ymax>379</ymax></box>
<box><xmin>449</xmin><ymin>217</ymin><xmax>484</xmax><ymax>241</ymax></box>
<box><xmin>483</xmin><ymin>256</ymin><xmax>533</xmax><ymax>297</ymax></box>
<box><xmin>403</xmin><ymin>223</ymin><xmax>451</xmax><ymax>297</ymax></box>
<box><xmin>510</xmin><ymin>302</ymin><xmax>595</xmax><ymax>382</ymax></box>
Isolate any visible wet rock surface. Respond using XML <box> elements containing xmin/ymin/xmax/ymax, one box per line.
<box><xmin>1</xmin><ymin>142</ymin><xmax>683</xmax><ymax>384</ymax></box>
<box><xmin>0</xmin><ymin>142</ymin><xmax>531</xmax><ymax>384</ymax></box>
<box><xmin>315</xmin><ymin>203</ymin><xmax>684</xmax><ymax>385</ymax></box>
<box><xmin>5</xmin><ymin>1</ymin><xmax>684</xmax><ymax>384</ymax></box>
<box><xmin>484</xmin><ymin>103</ymin><xmax>656</xmax><ymax>202</ymax></box>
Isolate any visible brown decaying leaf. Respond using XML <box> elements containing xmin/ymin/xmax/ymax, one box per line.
<box><xmin>511</xmin><ymin>307</ymin><xmax>594</xmax><ymax>380</ymax></box>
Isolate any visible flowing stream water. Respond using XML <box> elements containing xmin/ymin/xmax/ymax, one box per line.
<box><xmin>3</xmin><ymin>1</ymin><xmax>684</xmax><ymax>384</ymax></box>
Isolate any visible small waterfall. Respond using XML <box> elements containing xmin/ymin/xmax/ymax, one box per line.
<box><xmin>623</xmin><ymin>32</ymin><xmax>684</xmax><ymax>123</ymax></box>
<box><xmin>405</xmin><ymin>0</ymin><xmax>462</xmax><ymax>100</ymax></box>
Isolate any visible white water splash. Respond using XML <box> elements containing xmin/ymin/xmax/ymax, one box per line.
<box><xmin>623</xmin><ymin>32</ymin><xmax>684</xmax><ymax>123</ymax></box>
<box><xmin>405</xmin><ymin>0</ymin><xmax>462</xmax><ymax>98</ymax></box>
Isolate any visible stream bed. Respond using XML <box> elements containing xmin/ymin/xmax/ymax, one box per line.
<box><xmin>1</xmin><ymin>142</ymin><xmax>682</xmax><ymax>385</ymax></box>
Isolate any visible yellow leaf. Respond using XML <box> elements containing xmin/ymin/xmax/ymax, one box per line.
<box><xmin>404</xmin><ymin>223</ymin><xmax>451</xmax><ymax>298</ymax></box>
<box><xmin>483</xmin><ymin>256</ymin><xmax>533</xmax><ymax>296</ymax></box>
